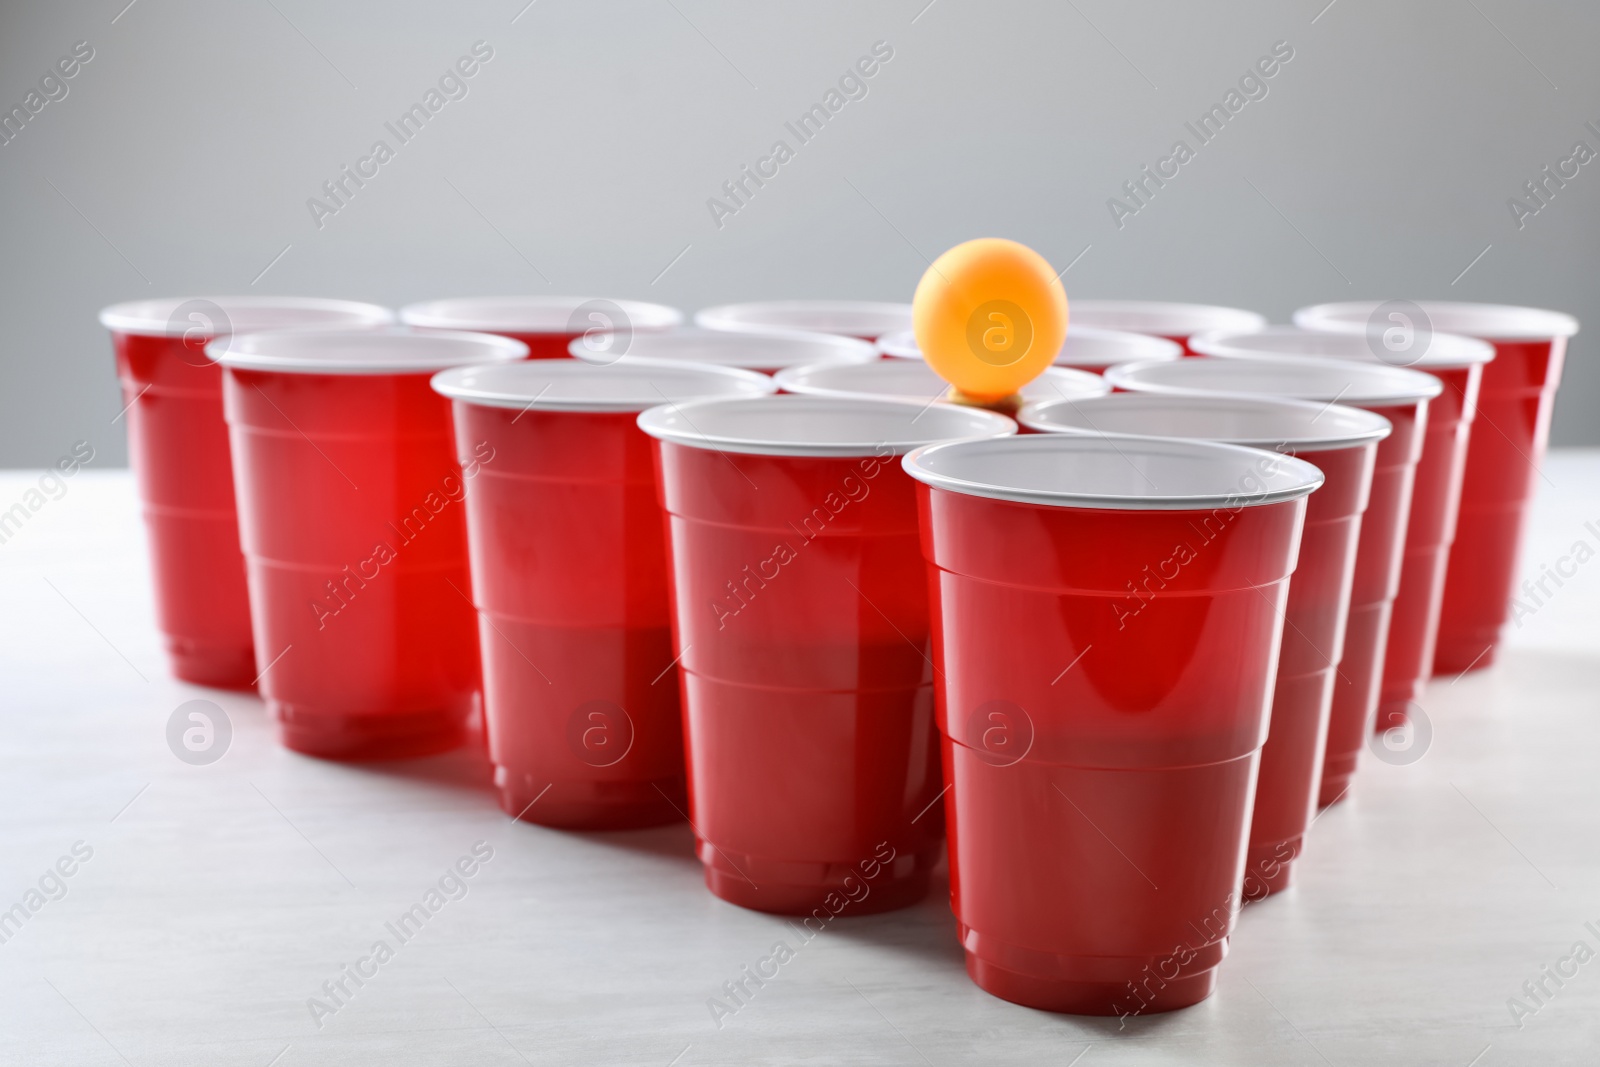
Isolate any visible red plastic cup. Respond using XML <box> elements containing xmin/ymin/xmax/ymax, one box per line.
<box><xmin>1065</xmin><ymin>301</ymin><xmax>1267</xmax><ymax>354</ymax></box>
<box><xmin>213</xmin><ymin>327</ymin><xmax>527</xmax><ymax>759</ymax></box>
<box><xmin>1294</xmin><ymin>301</ymin><xmax>1581</xmax><ymax>674</ymax></box>
<box><xmin>400</xmin><ymin>295</ymin><xmax>683</xmax><ymax>359</ymax></box>
<box><xmin>1192</xmin><ymin>327</ymin><xmax>1496</xmax><ymax>733</ymax></box>
<box><xmin>431</xmin><ymin>357</ymin><xmax>777</xmax><ymax>828</ymax></box>
<box><xmin>639</xmin><ymin>396</ymin><xmax>1015</xmax><ymax>915</ymax></box>
<box><xmin>98</xmin><ymin>296</ymin><xmax>394</xmax><ymax>688</ymax></box>
<box><xmin>1020</xmin><ymin>393</ymin><xmax>1389</xmax><ymax>899</ymax></box>
<box><xmin>1105</xmin><ymin>357</ymin><xmax>1443</xmax><ymax>807</ymax></box>
<box><xmin>694</xmin><ymin>300</ymin><xmax>912</xmax><ymax>342</ymax></box>
<box><xmin>877</xmin><ymin>325</ymin><xmax>1182</xmax><ymax>376</ymax></box>
<box><xmin>571</xmin><ymin>325</ymin><xmax>876</xmax><ymax>374</ymax></box>
<box><xmin>904</xmin><ymin>433</ymin><xmax>1324</xmax><ymax>1014</ymax></box>
<box><xmin>775</xmin><ymin>356</ymin><xmax>1108</xmax><ymax>410</ymax></box>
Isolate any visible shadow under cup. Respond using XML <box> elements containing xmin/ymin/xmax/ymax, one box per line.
<box><xmin>431</xmin><ymin>358</ymin><xmax>777</xmax><ymax>829</ymax></box>
<box><xmin>99</xmin><ymin>296</ymin><xmax>394</xmax><ymax>688</ymax></box>
<box><xmin>904</xmin><ymin>434</ymin><xmax>1323</xmax><ymax>1015</ymax></box>
<box><xmin>214</xmin><ymin>327</ymin><xmax>527</xmax><ymax>760</ymax></box>
<box><xmin>640</xmin><ymin>395</ymin><xmax>1016</xmax><ymax>916</ymax></box>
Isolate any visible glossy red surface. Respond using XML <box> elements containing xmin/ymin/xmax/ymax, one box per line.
<box><xmin>921</xmin><ymin>485</ymin><xmax>1308</xmax><ymax>1014</ymax></box>
<box><xmin>1435</xmin><ymin>338</ymin><xmax>1566</xmax><ymax>673</ymax></box>
<box><xmin>452</xmin><ymin>402</ymin><xmax>687</xmax><ymax>829</ymax></box>
<box><xmin>110</xmin><ymin>332</ymin><xmax>256</xmax><ymax>687</ymax></box>
<box><xmin>223</xmin><ymin>370</ymin><xmax>479</xmax><ymax>759</ymax></box>
<box><xmin>1374</xmin><ymin>365</ymin><xmax>1481</xmax><ymax>731</ymax></box>
<box><xmin>1242</xmin><ymin>443</ymin><xmax>1374</xmax><ymax>899</ymax></box>
<box><xmin>1319</xmin><ymin>400</ymin><xmax>1426</xmax><ymax>807</ymax></box>
<box><xmin>654</xmin><ymin>442</ymin><xmax>942</xmax><ymax>916</ymax></box>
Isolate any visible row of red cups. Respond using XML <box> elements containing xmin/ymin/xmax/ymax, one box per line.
<box><xmin>99</xmin><ymin>295</ymin><xmax>1181</xmax><ymax>690</ymax></box>
<box><xmin>753</xmin><ymin>349</ymin><xmax>1425</xmax><ymax>911</ymax></box>
<box><xmin>97</xmin><ymin>295</ymin><xmax>1575</xmax><ymax>1018</ymax></box>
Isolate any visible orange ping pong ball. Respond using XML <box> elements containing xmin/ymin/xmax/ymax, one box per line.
<box><xmin>912</xmin><ymin>238</ymin><xmax>1068</xmax><ymax>400</ymax></box>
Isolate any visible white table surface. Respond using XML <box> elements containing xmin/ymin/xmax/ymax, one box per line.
<box><xmin>2</xmin><ymin>452</ymin><xmax>1598</xmax><ymax>1067</ymax></box>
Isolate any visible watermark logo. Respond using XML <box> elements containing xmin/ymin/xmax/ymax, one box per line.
<box><xmin>0</xmin><ymin>40</ymin><xmax>95</xmax><ymax>149</ymax></box>
<box><xmin>307</xmin><ymin>841</ymin><xmax>494</xmax><ymax>1027</ymax></box>
<box><xmin>964</xmin><ymin>700</ymin><xmax>1034</xmax><ymax>768</ymax></box>
<box><xmin>1506</xmin><ymin>922</ymin><xmax>1600</xmax><ymax>1029</ymax></box>
<box><xmin>311</xmin><ymin>444</ymin><xmax>495</xmax><ymax>630</ymax></box>
<box><xmin>0</xmin><ymin>841</ymin><xmax>94</xmax><ymax>947</ymax></box>
<box><xmin>307</xmin><ymin>41</ymin><xmax>495</xmax><ymax>230</ymax></box>
<box><xmin>1107</xmin><ymin>40</ymin><xmax>1294</xmax><ymax>229</ymax></box>
<box><xmin>1364</xmin><ymin>299</ymin><xmax>1431</xmax><ymax>367</ymax></box>
<box><xmin>706</xmin><ymin>841</ymin><xmax>897</xmax><ymax>1028</ymax></box>
<box><xmin>706</xmin><ymin>41</ymin><xmax>895</xmax><ymax>230</ymax></box>
<box><xmin>167</xmin><ymin>699</ymin><xmax>232</xmax><ymax>765</ymax></box>
<box><xmin>568</xmin><ymin>299</ymin><xmax>633</xmax><ymax>366</ymax></box>
<box><xmin>966</xmin><ymin>300</ymin><xmax>1032</xmax><ymax>367</ymax></box>
<box><xmin>167</xmin><ymin>298</ymin><xmax>232</xmax><ymax>368</ymax></box>
<box><xmin>567</xmin><ymin>700</ymin><xmax>634</xmax><ymax>767</ymax></box>
<box><xmin>0</xmin><ymin>440</ymin><xmax>95</xmax><ymax>548</ymax></box>
<box><xmin>1368</xmin><ymin>701</ymin><xmax>1431</xmax><ymax>766</ymax></box>
<box><xmin>710</xmin><ymin>444</ymin><xmax>894</xmax><ymax>630</ymax></box>
<box><xmin>1511</xmin><ymin>519</ymin><xmax>1600</xmax><ymax>626</ymax></box>
<box><xmin>1508</xmin><ymin>124</ymin><xmax>1599</xmax><ymax>230</ymax></box>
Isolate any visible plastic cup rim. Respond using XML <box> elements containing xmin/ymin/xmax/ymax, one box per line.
<box><xmin>397</xmin><ymin>294</ymin><xmax>685</xmax><ymax>333</ymax></box>
<box><xmin>1104</xmin><ymin>356</ymin><xmax>1444</xmax><ymax>405</ymax></box>
<box><xmin>876</xmin><ymin>325</ymin><xmax>1184</xmax><ymax>368</ymax></box>
<box><xmin>902</xmin><ymin>432</ymin><xmax>1326</xmax><ymax>511</ymax></box>
<box><xmin>98</xmin><ymin>295</ymin><xmax>394</xmax><ymax>337</ymax></box>
<box><xmin>430</xmin><ymin>355</ymin><xmax>777</xmax><ymax>413</ymax></box>
<box><xmin>1293</xmin><ymin>300</ymin><xmax>1579</xmax><ymax>341</ymax></box>
<box><xmin>208</xmin><ymin>325</ymin><xmax>528</xmax><ymax>375</ymax></box>
<box><xmin>694</xmin><ymin>299</ymin><xmax>913</xmax><ymax>337</ymax></box>
<box><xmin>1191</xmin><ymin>325</ymin><xmax>1496</xmax><ymax>369</ymax></box>
<box><xmin>568</xmin><ymin>325</ymin><xmax>878</xmax><ymax>369</ymax></box>
<box><xmin>636</xmin><ymin>393</ymin><xmax>1016</xmax><ymax>458</ymax></box>
<box><xmin>1064</xmin><ymin>300</ymin><xmax>1269</xmax><ymax>337</ymax></box>
<box><xmin>1017</xmin><ymin>392</ymin><xmax>1393</xmax><ymax>452</ymax></box>
<box><xmin>774</xmin><ymin>360</ymin><xmax>1109</xmax><ymax>404</ymax></box>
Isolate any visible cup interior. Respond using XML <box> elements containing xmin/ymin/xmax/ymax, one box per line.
<box><xmin>432</xmin><ymin>356</ymin><xmax>775</xmax><ymax>412</ymax></box>
<box><xmin>903</xmin><ymin>433</ymin><xmax>1324</xmax><ymax>511</ymax></box>
<box><xmin>1105</xmin><ymin>355</ymin><xmax>1443</xmax><ymax>404</ymax></box>
<box><xmin>637</xmin><ymin>394</ymin><xmax>1015</xmax><ymax>457</ymax></box>
<box><xmin>1019</xmin><ymin>392</ymin><xmax>1391</xmax><ymax>451</ymax></box>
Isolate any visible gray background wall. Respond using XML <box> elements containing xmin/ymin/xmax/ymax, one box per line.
<box><xmin>2</xmin><ymin>0</ymin><xmax>1597</xmax><ymax>467</ymax></box>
